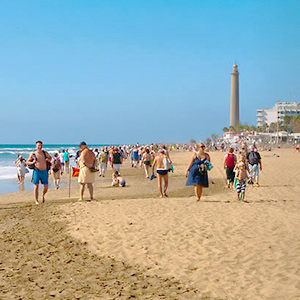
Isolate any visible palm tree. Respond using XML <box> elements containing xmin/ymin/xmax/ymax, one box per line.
<box><xmin>205</xmin><ymin>138</ymin><xmax>212</xmax><ymax>145</ymax></box>
<box><xmin>211</xmin><ymin>133</ymin><xmax>219</xmax><ymax>142</ymax></box>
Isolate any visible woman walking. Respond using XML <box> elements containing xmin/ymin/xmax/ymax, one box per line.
<box><xmin>15</xmin><ymin>155</ymin><xmax>28</xmax><ymax>190</ymax></box>
<box><xmin>52</xmin><ymin>153</ymin><xmax>62</xmax><ymax>189</ymax></box>
<box><xmin>186</xmin><ymin>143</ymin><xmax>211</xmax><ymax>201</ymax></box>
<box><xmin>142</xmin><ymin>148</ymin><xmax>152</xmax><ymax>179</ymax></box>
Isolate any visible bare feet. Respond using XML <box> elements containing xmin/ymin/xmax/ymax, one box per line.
<box><xmin>42</xmin><ymin>197</ymin><xmax>45</xmax><ymax>203</ymax></box>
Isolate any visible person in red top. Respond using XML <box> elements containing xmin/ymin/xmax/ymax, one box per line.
<box><xmin>224</xmin><ymin>147</ymin><xmax>237</xmax><ymax>188</ymax></box>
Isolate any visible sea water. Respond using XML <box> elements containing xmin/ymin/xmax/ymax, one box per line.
<box><xmin>0</xmin><ymin>144</ymin><xmax>104</xmax><ymax>194</ymax></box>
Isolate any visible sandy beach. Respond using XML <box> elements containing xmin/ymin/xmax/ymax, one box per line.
<box><xmin>0</xmin><ymin>149</ymin><xmax>299</xmax><ymax>299</ymax></box>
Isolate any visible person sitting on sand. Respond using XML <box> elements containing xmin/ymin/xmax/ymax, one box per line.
<box><xmin>152</xmin><ymin>150</ymin><xmax>171</xmax><ymax>198</ymax></box>
<box><xmin>111</xmin><ymin>171</ymin><xmax>126</xmax><ymax>187</ymax></box>
<box><xmin>235</xmin><ymin>162</ymin><xmax>249</xmax><ymax>201</ymax></box>
<box><xmin>186</xmin><ymin>143</ymin><xmax>211</xmax><ymax>201</ymax></box>
<box><xmin>51</xmin><ymin>153</ymin><xmax>61</xmax><ymax>189</ymax></box>
<box><xmin>78</xmin><ymin>142</ymin><xmax>96</xmax><ymax>201</ymax></box>
<box><xmin>26</xmin><ymin>141</ymin><xmax>52</xmax><ymax>205</ymax></box>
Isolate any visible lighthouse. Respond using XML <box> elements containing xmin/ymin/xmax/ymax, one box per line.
<box><xmin>230</xmin><ymin>63</ymin><xmax>240</xmax><ymax>127</ymax></box>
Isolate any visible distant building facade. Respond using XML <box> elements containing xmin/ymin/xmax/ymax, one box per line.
<box><xmin>257</xmin><ymin>102</ymin><xmax>300</xmax><ymax>127</ymax></box>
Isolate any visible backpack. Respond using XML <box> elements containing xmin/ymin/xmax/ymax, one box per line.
<box><xmin>52</xmin><ymin>158</ymin><xmax>60</xmax><ymax>172</ymax></box>
<box><xmin>113</xmin><ymin>152</ymin><xmax>121</xmax><ymax>164</ymax></box>
<box><xmin>99</xmin><ymin>152</ymin><xmax>107</xmax><ymax>163</ymax></box>
<box><xmin>28</xmin><ymin>151</ymin><xmax>51</xmax><ymax>171</ymax></box>
<box><xmin>226</xmin><ymin>154</ymin><xmax>235</xmax><ymax>168</ymax></box>
<box><xmin>248</xmin><ymin>152</ymin><xmax>260</xmax><ymax>165</ymax></box>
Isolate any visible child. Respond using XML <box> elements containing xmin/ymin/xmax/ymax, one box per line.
<box><xmin>111</xmin><ymin>171</ymin><xmax>126</xmax><ymax>187</ymax></box>
<box><xmin>235</xmin><ymin>162</ymin><xmax>248</xmax><ymax>201</ymax></box>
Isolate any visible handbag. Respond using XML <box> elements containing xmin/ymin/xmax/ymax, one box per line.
<box><xmin>198</xmin><ymin>163</ymin><xmax>207</xmax><ymax>174</ymax></box>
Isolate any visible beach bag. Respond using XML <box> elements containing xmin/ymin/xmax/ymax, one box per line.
<box><xmin>198</xmin><ymin>163</ymin><xmax>207</xmax><ymax>175</ymax></box>
<box><xmin>163</xmin><ymin>157</ymin><xmax>172</xmax><ymax>171</ymax></box>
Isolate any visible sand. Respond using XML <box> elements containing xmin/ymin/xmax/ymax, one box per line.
<box><xmin>0</xmin><ymin>149</ymin><xmax>299</xmax><ymax>299</ymax></box>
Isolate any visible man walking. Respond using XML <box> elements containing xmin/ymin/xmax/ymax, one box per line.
<box><xmin>247</xmin><ymin>145</ymin><xmax>262</xmax><ymax>186</ymax></box>
<box><xmin>78</xmin><ymin>142</ymin><xmax>96</xmax><ymax>201</ymax></box>
<box><xmin>27</xmin><ymin>141</ymin><xmax>51</xmax><ymax>204</ymax></box>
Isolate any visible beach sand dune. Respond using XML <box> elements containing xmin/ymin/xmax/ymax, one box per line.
<box><xmin>0</xmin><ymin>149</ymin><xmax>299</xmax><ymax>299</ymax></box>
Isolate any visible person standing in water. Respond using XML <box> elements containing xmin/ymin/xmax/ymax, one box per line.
<box><xmin>26</xmin><ymin>141</ymin><xmax>51</xmax><ymax>204</ymax></box>
<box><xmin>78</xmin><ymin>142</ymin><xmax>96</xmax><ymax>201</ymax></box>
<box><xmin>15</xmin><ymin>155</ymin><xmax>28</xmax><ymax>190</ymax></box>
<box><xmin>186</xmin><ymin>143</ymin><xmax>211</xmax><ymax>201</ymax></box>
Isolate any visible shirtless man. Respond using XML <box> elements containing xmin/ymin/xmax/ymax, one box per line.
<box><xmin>27</xmin><ymin>141</ymin><xmax>51</xmax><ymax>205</ymax></box>
<box><xmin>152</xmin><ymin>150</ymin><xmax>170</xmax><ymax>198</ymax></box>
<box><xmin>78</xmin><ymin>142</ymin><xmax>96</xmax><ymax>201</ymax></box>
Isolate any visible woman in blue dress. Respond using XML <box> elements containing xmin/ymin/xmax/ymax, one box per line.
<box><xmin>186</xmin><ymin>143</ymin><xmax>211</xmax><ymax>201</ymax></box>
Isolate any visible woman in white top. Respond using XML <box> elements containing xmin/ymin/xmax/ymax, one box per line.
<box><xmin>15</xmin><ymin>156</ymin><xmax>28</xmax><ymax>189</ymax></box>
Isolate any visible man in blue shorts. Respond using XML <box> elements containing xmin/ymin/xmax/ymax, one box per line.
<box><xmin>27</xmin><ymin>141</ymin><xmax>52</xmax><ymax>205</ymax></box>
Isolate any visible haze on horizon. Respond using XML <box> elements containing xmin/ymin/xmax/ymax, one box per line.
<box><xmin>0</xmin><ymin>0</ymin><xmax>299</xmax><ymax>145</ymax></box>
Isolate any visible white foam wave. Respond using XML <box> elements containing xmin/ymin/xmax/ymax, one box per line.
<box><xmin>0</xmin><ymin>166</ymin><xmax>19</xmax><ymax>180</ymax></box>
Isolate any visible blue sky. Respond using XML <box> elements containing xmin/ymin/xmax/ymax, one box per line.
<box><xmin>0</xmin><ymin>0</ymin><xmax>299</xmax><ymax>144</ymax></box>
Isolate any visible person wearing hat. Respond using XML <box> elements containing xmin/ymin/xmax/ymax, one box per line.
<box><xmin>78</xmin><ymin>142</ymin><xmax>96</xmax><ymax>201</ymax></box>
<box><xmin>112</xmin><ymin>146</ymin><xmax>123</xmax><ymax>172</ymax></box>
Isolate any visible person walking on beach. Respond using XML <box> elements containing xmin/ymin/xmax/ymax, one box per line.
<box><xmin>186</xmin><ymin>143</ymin><xmax>211</xmax><ymax>201</ymax></box>
<box><xmin>152</xmin><ymin>150</ymin><xmax>171</xmax><ymax>197</ymax></box>
<box><xmin>112</xmin><ymin>147</ymin><xmax>123</xmax><ymax>172</ymax></box>
<box><xmin>64</xmin><ymin>149</ymin><xmax>70</xmax><ymax>173</ymax></box>
<box><xmin>224</xmin><ymin>147</ymin><xmax>237</xmax><ymax>188</ymax></box>
<box><xmin>247</xmin><ymin>145</ymin><xmax>262</xmax><ymax>186</ymax></box>
<box><xmin>52</xmin><ymin>153</ymin><xmax>61</xmax><ymax>189</ymax></box>
<box><xmin>235</xmin><ymin>162</ymin><xmax>249</xmax><ymax>201</ymax></box>
<box><xmin>15</xmin><ymin>155</ymin><xmax>28</xmax><ymax>190</ymax></box>
<box><xmin>26</xmin><ymin>141</ymin><xmax>51</xmax><ymax>204</ymax></box>
<box><xmin>60</xmin><ymin>150</ymin><xmax>65</xmax><ymax>174</ymax></box>
<box><xmin>142</xmin><ymin>148</ymin><xmax>152</xmax><ymax>179</ymax></box>
<box><xmin>98</xmin><ymin>147</ymin><xmax>108</xmax><ymax>177</ymax></box>
<box><xmin>78</xmin><ymin>142</ymin><xmax>96</xmax><ymax>201</ymax></box>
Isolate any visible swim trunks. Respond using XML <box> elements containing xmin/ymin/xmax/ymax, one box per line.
<box><xmin>157</xmin><ymin>170</ymin><xmax>169</xmax><ymax>176</ymax></box>
<box><xmin>32</xmin><ymin>169</ymin><xmax>49</xmax><ymax>185</ymax></box>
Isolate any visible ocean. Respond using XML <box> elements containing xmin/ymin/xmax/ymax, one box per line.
<box><xmin>0</xmin><ymin>144</ymin><xmax>104</xmax><ymax>194</ymax></box>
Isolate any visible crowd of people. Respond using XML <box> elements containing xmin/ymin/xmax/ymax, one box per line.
<box><xmin>14</xmin><ymin>140</ymin><xmax>263</xmax><ymax>204</ymax></box>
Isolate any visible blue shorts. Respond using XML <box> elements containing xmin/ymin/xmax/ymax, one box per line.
<box><xmin>33</xmin><ymin>169</ymin><xmax>49</xmax><ymax>185</ymax></box>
